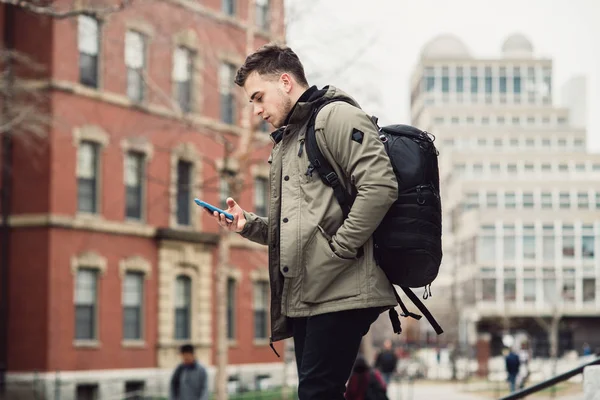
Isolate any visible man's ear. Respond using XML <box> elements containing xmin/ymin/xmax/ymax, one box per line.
<box><xmin>280</xmin><ymin>73</ymin><xmax>293</xmax><ymax>93</ymax></box>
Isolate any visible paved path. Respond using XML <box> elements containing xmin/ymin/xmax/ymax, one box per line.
<box><xmin>385</xmin><ymin>382</ymin><xmax>584</xmax><ymax>400</ymax></box>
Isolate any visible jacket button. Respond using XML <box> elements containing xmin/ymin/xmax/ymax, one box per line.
<box><xmin>283</xmin><ymin>266</ymin><xmax>289</xmax><ymax>273</ymax></box>
<box><xmin>283</xmin><ymin>218</ymin><xmax>289</xmax><ymax>223</ymax></box>
<box><xmin>284</xmin><ymin>175</ymin><xmax>289</xmax><ymax>181</ymax></box>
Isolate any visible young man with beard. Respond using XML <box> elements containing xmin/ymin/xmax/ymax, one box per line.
<box><xmin>205</xmin><ymin>43</ymin><xmax>398</xmax><ymax>400</ymax></box>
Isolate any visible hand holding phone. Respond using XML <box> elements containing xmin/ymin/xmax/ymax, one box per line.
<box><xmin>194</xmin><ymin>199</ymin><xmax>234</xmax><ymax>221</ymax></box>
<box><xmin>195</xmin><ymin>198</ymin><xmax>247</xmax><ymax>233</ymax></box>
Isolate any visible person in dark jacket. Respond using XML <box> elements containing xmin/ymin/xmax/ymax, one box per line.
<box><xmin>505</xmin><ymin>348</ymin><xmax>521</xmax><ymax>393</ymax></box>
<box><xmin>374</xmin><ymin>339</ymin><xmax>397</xmax><ymax>385</ymax></box>
<box><xmin>170</xmin><ymin>344</ymin><xmax>209</xmax><ymax>400</ymax></box>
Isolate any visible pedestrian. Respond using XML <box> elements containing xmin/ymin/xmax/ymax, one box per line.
<box><xmin>374</xmin><ymin>339</ymin><xmax>398</xmax><ymax>385</ymax></box>
<box><xmin>504</xmin><ymin>347</ymin><xmax>521</xmax><ymax>393</ymax></box>
<box><xmin>169</xmin><ymin>344</ymin><xmax>209</xmax><ymax>400</ymax></box>
<box><xmin>205</xmin><ymin>43</ymin><xmax>399</xmax><ymax>399</ymax></box>
<box><xmin>345</xmin><ymin>356</ymin><xmax>389</xmax><ymax>400</ymax></box>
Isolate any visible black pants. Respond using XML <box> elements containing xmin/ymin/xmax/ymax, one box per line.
<box><xmin>292</xmin><ymin>307</ymin><xmax>381</xmax><ymax>400</ymax></box>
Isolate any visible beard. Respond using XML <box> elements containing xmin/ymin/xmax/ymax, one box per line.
<box><xmin>272</xmin><ymin>91</ymin><xmax>293</xmax><ymax>128</ymax></box>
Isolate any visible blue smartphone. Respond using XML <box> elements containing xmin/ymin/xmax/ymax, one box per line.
<box><xmin>194</xmin><ymin>198</ymin><xmax>234</xmax><ymax>221</ymax></box>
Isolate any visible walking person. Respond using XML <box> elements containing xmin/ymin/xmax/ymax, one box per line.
<box><xmin>169</xmin><ymin>344</ymin><xmax>209</xmax><ymax>400</ymax></box>
<box><xmin>374</xmin><ymin>339</ymin><xmax>398</xmax><ymax>385</ymax></box>
<box><xmin>205</xmin><ymin>43</ymin><xmax>399</xmax><ymax>399</ymax></box>
<box><xmin>504</xmin><ymin>347</ymin><xmax>521</xmax><ymax>393</ymax></box>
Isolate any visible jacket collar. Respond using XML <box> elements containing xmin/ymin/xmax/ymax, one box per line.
<box><xmin>270</xmin><ymin>85</ymin><xmax>323</xmax><ymax>144</ymax></box>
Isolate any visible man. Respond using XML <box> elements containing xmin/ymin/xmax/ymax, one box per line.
<box><xmin>206</xmin><ymin>43</ymin><xmax>398</xmax><ymax>400</ymax></box>
<box><xmin>504</xmin><ymin>347</ymin><xmax>521</xmax><ymax>393</ymax></box>
<box><xmin>169</xmin><ymin>344</ymin><xmax>209</xmax><ymax>400</ymax></box>
<box><xmin>374</xmin><ymin>339</ymin><xmax>398</xmax><ymax>385</ymax></box>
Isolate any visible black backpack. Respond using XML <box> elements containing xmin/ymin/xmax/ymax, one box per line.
<box><xmin>304</xmin><ymin>99</ymin><xmax>444</xmax><ymax>336</ymax></box>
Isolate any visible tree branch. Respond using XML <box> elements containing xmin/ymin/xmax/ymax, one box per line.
<box><xmin>0</xmin><ymin>0</ymin><xmax>133</xmax><ymax>19</ymax></box>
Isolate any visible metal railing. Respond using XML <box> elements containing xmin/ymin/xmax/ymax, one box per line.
<box><xmin>499</xmin><ymin>356</ymin><xmax>600</xmax><ymax>400</ymax></box>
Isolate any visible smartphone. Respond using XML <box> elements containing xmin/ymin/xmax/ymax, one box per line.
<box><xmin>194</xmin><ymin>198</ymin><xmax>234</xmax><ymax>221</ymax></box>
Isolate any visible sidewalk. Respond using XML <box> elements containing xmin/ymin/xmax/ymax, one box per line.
<box><xmin>386</xmin><ymin>381</ymin><xmax>584</xmax><ymax>400</ymax></box>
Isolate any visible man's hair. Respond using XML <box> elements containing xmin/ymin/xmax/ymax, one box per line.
<box><xmin>234</xmin><ymin>43</ymin><xmax>309</xmax><ymax>87</ymax></box>
<box><xmin>180</xmin><ymin>344</ymin><xmax>194</xmax><ymax>354</ymax></box>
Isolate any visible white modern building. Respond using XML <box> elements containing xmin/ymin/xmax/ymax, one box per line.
<box><xmin>409</xmin><ymin>33</ymin><xmax>600</xmax><ymax>358</ymax></box>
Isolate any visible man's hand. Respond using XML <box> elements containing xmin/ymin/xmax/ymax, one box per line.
<box><xmin>203</xmin><ymin>197</ymin><xmax>247</xmax><ymax>233</ymax></box>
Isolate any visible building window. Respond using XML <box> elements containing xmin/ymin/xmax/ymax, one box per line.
<box><xmin>575</xmin><ymin>163</ymin><xmax>586</xmax><ymax>172</ymax></box>
<box><xmin>125</xmin><ymin>30</ymin><xmax>146</xmax><ymax>102</ymax></box>
<box><xmin>470</xmin><ymin>67</ymin><xmax>478</xmax><ymax>94</ymax></box>
<box><xmin>513</xmin><ymin>67</ymin><xmax>521</xmax><ymax>94</ymax></box>
<box><xmin>583</xmin><ymin>278</ymin><xmax>596</xmax><ymax>302</ymax></box>
<box><xmin>176</xmin><ymin>160</ymin><xmax>192</xmax><ymax>226</ymax></box>
<box><xmin>456</xmin><ymin>67</ymin><xmax>464</xmax><ymax>93</ymax></box>
<box><xmin>490</xmin><ymin>163</ymin><xmax>500</xmax><ymax>173</ymax></box>
<box><xmin>523</xmin><ymin>276</ymin><xmax>536</xmax><ymax>302</ymax></box>
<box><xmin>542</xmin><ymin>225</ymin><xmax>555</xmax><ymax>261</ymax></box>
<box><xmin>254</xmin><ymin>281</ymin><xmax>268</xmax><ymax>340</ymax></box>
<box><xmin>558</xmin><ymin>163</ymin><xmax>568</xmax><ymax>172</ymax></box>
<box><xmin>543</xmin><ymin>269</ymin><xmax>556</xmax><ymax>303</ymax></box>
<box><xmin>559</xmin><ymin>192</ymin><xmax>570</xmax><ymax>209</ymax></box>
<box><xmin>507</xmin><ymin>164</ymin><xmax>517</xmax><ymax>174</ymax></box>
<box><xmin>523</xmin><ymin>192</ymin><xmax>534</xmax><ymax>208</ymax></box>
<box><xmin>174</xmin><ymin>275</ymin><xmax>191</xmax><ymax>340</ymax></box>
<box><xmin>173</xmin><ymin>47</ymin><xmax>194</xmax><ymax>113</ymax></box>
<box><xmin>77</xmin><ymin>141</ymin><xmax>100</xmax><ymax>214</ymax></box>
<box><xmin>222</xmin><ymin>0</ymin><xmax>235</xmax><ymax>15</ymax></box>
<box><xmin>227</xmin><ymin>277</ymin><xmax>236</xmax><ymax>340</ymax></box>
<box><xmin>574</xmin><ymin>139</ymin><xmax>585</xmax><ymax>150</ymax></box>
<box><xmin>504</xmin><ymin>269</ymin><xmax>516</xmax><ymax>301</ymax></box>
<box><xmin>256</xmin><ymin>0</ymin><xmax>270</xmax><ymax>30</ymax></box>
<box><xmin>220</xmin><ymin>171</ymin><xmax>234</xmax><ymax>209</ymax></box>
<box><xmin>577</xmin><ymin>192</ymin><xmax>589</xmax><ymax>209</ymax></box>
<box><xmin>484</xmin><ymin>67</ymin><xmax>492</xmax><ymax>94</ymax></box>
<box><xmin>481</xmin><ymin>277</ymin><xmax>496</xmax><ymax>301</ymax></box>
<box><xmin>542</xmin><ymin>138</ymin><xmax>551</xmax><ymax>147</ymax></box>
<box><xmin>125</xmin><ymin>151</ymin><xmax>144</xmax><ymax>220</ymax></box>
<box><xmin>524</xmin><ymin>163</ymin><xmax>534</xmax><ymax>173</ymax></box>
<box><xmin>486</xmin><ymin>192</ymin><xmax>498</xmax><ymax>208</ymax></box>
<box><xmin>478</xmin><ymin>226</ymin><xmax>496</xmax><ymax>262</ymax></box>
<box><xmin>503</xmin><ymin>225</ymin><xmax>516</xmax><ymax>261</ymax></box>
<box><xmin>255</xmin><ymin>177</ymin><xmax>268</xmax><ymax>216</ymax></box>
<box><xmin>473</xmin><ymin>164</ymin><xmax>483</xmax><ymax>176</ymax></box>
<box><xmin>465</xmin><ymin>192</ymin><xmax>478</xmax><ymax>210</ymax></box>
<box><xmin>78</xmin><ymin>15</ymin><xmax>99</xmax><ymax>88</ymax></box>
<box><xmin>512</xmin><ymin>116</ymin><xmax>521</xmax><ymax>125</ymax></box>
<box><xmin>499</xmin><ymin>67</ymin><xmax>507</xmax><ymax>93</ymax></box>
<box><xmin>541</xmin><ymin>163</ymin><xmax>551</xmax><ymax>173</ymax></box>
<box><xmin>597</xmin><ymin>192</ymin><xmax>600</xmax><ymax>209</ymax></box>
<box><xmin>76</xmin><ymin>384</ymin><xmax>99</xmax><ymax>400</ymax></box>
<box><xmin>123</xmin><ymin>272</ymin><xmax>144</xmax><ymax>340</ymax></box>
<box><xmin>509</xmin><ymin>138</ymin><xmax>519</xmax><ymax>147</ymax></box>
<box><xmin>75</xmin><ymin>268</ymin><xmax>98</xmax><ymax>340</ymax></box>
<box><xmin>441</xmin><ymin>67</ymin><xmax>449</xmax><ymax>93</ymax></box>
<box><xmin>582</xmin><ymin>227</ymin><xmax>595</xmax><ymax>259</ymax></box>
<box><xmin>220</xmin><ymin>63</ymin><xmax>236</xmax><ymax>124</ymax></box>
<box><xmin>562</xmin><ymin>268</ymin><xmax>576</xmax><ymax>301</ymax></box>
<box><xmin>505</xmin><ymin>192</ymin><xmax>516</xmax><ymax>209</ymax></box>
<box><xmin>523</xmin><ymin>229</ymin><xmax>536</xmax><ymax>260</ymax></box>
<box><xmin>541</xmin><ymin>192</ymin><xmax>552</xmax><ymax>209</ymax></box>
<box><xmin>562</xmin><ymin>225</ymin><xmax>575</xmax><ymax>258</ymax></box>
<box><xmin>125</xmin><ymin>381</ymin><xmax>145</xmax><ymax>400</ymax></box>
<box><xmin>425</xmin><ymin>67</ymin><xmax>435</xmax><ymax>92</ymax></box>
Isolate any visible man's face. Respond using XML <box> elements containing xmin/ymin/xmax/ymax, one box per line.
<box><xmin>244</xmin><ymin>71</ymin><xmax>293</xmax><ymax>129</ymax></box>
<box><xmin>181</xmin><ymin>351</ymin><xmax>194</xmax><ymax>365</ymax></box>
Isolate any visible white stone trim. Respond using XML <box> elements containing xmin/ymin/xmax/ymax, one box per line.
<box><xmin>72</xmin><ymin>125</ymin><xmax>109</xmax><ymax>148</ymax></box>
<box><xmin>121</xmin><ymin>136</ymin><xmax>154</xmax><ymax>160</ymax></box>
<box><xmin>71</xmin><ymin>251</ymin><xmax>107</xmax><ymax>276</ymax></box>
<box><xmin>119</xmin><ymin>255</ymin><xmax>152</xmax><ymax>279</ymax></box>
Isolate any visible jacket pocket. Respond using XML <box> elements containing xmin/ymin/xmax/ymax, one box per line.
<box><xmin>301</xmin><ymin>225</ymin><xmax>360</xmax><ymax>304</ymax></box>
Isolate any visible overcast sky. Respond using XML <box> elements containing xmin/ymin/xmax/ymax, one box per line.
<box><xmin>284</xmin><ymin>0</ymin><xmax>600</xmax><ymax>152</ymax></box>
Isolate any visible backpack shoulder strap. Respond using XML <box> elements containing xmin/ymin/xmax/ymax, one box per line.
<box><xmin>304</xmin><ymin>98</ymin><xmax>354</xmax><ymax>219</ymax></box>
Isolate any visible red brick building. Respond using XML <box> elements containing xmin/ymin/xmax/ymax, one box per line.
<box><xmin>0</xmin><ymin>0</ymin><xmax>285</xmax><ymax>397</ymax></box>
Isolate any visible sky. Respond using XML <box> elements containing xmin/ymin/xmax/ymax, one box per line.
<box><xmin>284</xmin><ymin>0</ymin><xmax>600</xmax><ymax>152</ymax></box>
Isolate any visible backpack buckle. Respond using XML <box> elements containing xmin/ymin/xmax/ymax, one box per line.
<box><xmin>324</xmin><ymin>172</ymin><xmax>340</xmax><ymax>186</ymax></box>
